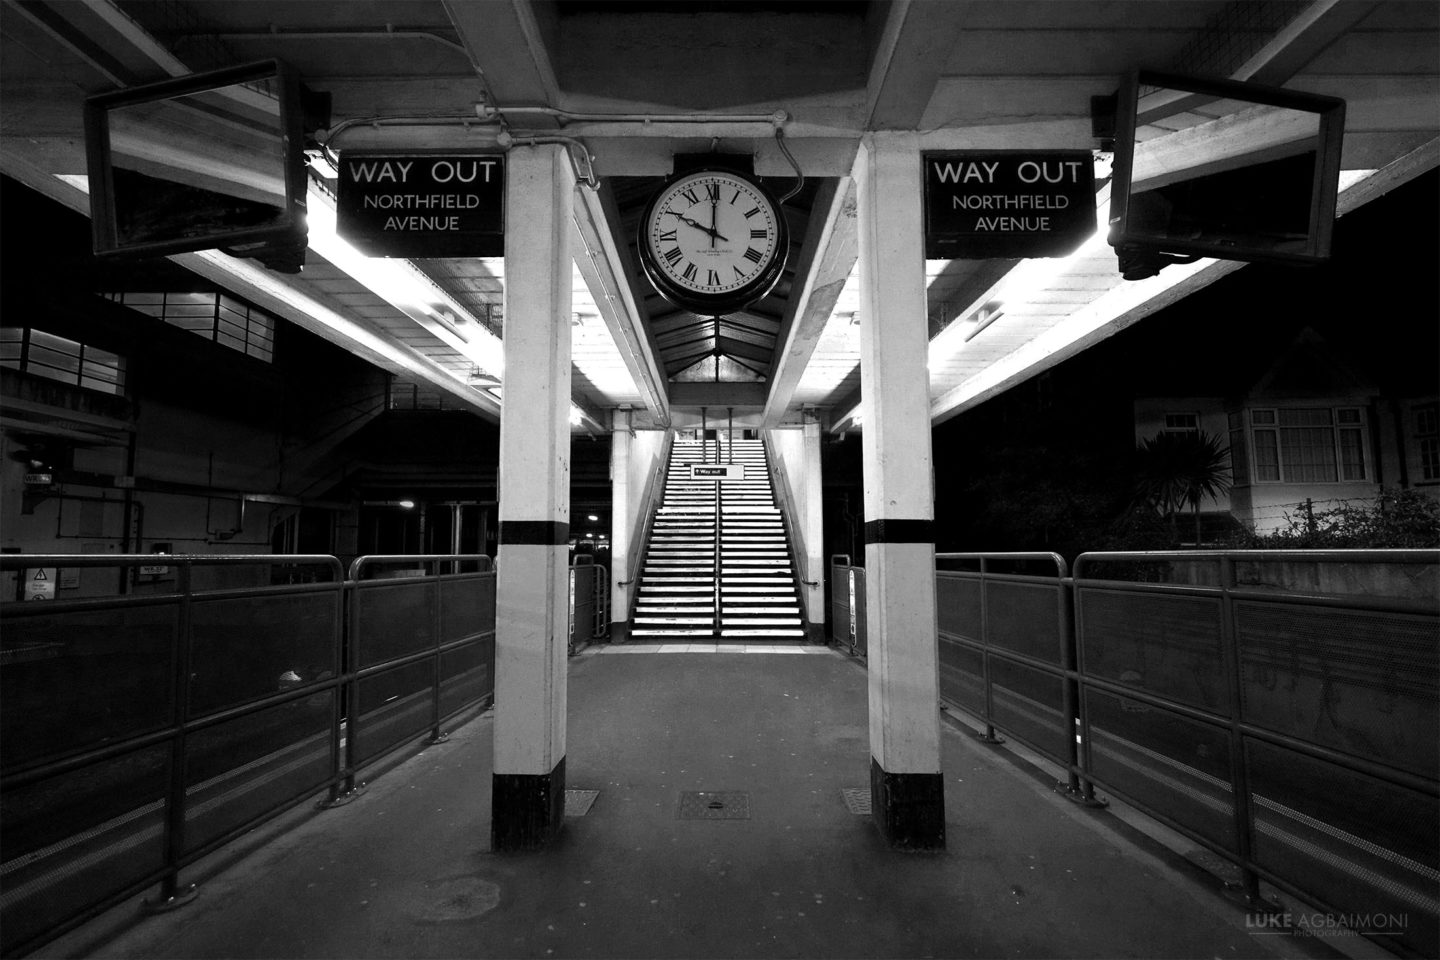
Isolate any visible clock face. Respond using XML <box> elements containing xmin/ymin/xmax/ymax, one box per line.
<box><xmin>638</xmin><ymin>169</ymin><xmax>787</xmax><ymax>313</ymax></box>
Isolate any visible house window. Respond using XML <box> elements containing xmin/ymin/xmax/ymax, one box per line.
<box><xmin>1163</xmin><ymin>412</ymin><xmax>1199</xmax><ymax>436</ymax></box>
<box><xmin>106</xmin><ymin>291</ymin><xmax>275</xmax><ymax>362</ymax></box>
<box><xmin>1417</xmin><ymin>403</ymin><xmax>1439</xmax><ymax>482</ymax></box>
<box><xmin>0</xmin><ymin>327</ymin><xmax>126</xmax><ymax>395</ymax></box>
<box><xmin>1249</xmin><ymin>406</ymin><xmax>1367</xmax><ymax>483</ymax></box>
<box><xmin>1228</xmin><ymin>411</ymin><xmax>1249</xmax><ymax>484</ymax></box>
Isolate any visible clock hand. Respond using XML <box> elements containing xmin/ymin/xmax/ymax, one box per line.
<box><xmin>666</xmin><ymin>211</ymin><xmax>729</xmax><ymax>243</ymax></box>
<box><xmin>710</xmin><ymin>192</ymin><xmax>719</xmax><ymax>249</ymax></box>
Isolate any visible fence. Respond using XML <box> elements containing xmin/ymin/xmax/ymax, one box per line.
<box><xmin>834</xmin><ymin>548</ymin><xmax>1439</xmax><ymax>957</ymax></box>
<box><xmin>829</xmin><ymin>555</ymin><xmax>866</xmax><ymax>657</ymax></box>
<box><xmin>0</xmin><ymin>553</ymin><xmax>497</xmax><ymax>957</ymax></box>
<box><xmin>570</xmin><ymin>559</ymin><xmax>609</xmax><ymax>650</ymax></box>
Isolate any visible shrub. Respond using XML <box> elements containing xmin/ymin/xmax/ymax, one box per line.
<box><xmin>1230</xmin><ymin>488</ymin><xmax>1440</xmax><ymax>549</ymax></box>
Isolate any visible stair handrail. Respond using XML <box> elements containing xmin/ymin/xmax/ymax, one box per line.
<box><xmin>619</xmin><ymin>431</ymin><xmax>673</xmax><ymax>590</ymax></box>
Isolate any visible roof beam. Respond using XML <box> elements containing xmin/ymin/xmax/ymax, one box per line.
<box><xmin>761</xmin><ymin>178</ymin><xmax>856</xmax><ymax>428</ymax></box>
<box><xmin>864</xmin><ymin>0</ymin><xmax>973</xmax><ymax>131</ymax></box>
<box><xmin>571</xmin><ymin>182</ymin><xmax>670</xmax><ymax>424</ymax></box>
<box><xmin>443</xmin><ymin>0</ymin><xmax>561</xmax><ymax>117</ymax></box>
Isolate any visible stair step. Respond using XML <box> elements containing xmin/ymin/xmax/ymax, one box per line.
<box><xmin>723</xmin><ymin>606</ymin><xmax>802</xmax><ymax>614</ymax></box>
<box><xmin>631</xmin><ymin>628</ymin><xmax>717</xmax><ymax>637</ymax></box>
<box><xmin>719</xmin><ymin>628</ymin><xmax>806</xmax><ymax>637</ymax></box>
<box><xmin>720</xmin><ymin>596</ymin><xmax>796</xmax><ymax>604</ymax></box>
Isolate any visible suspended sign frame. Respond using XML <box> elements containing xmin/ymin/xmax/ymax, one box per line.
<box><xmin>923</xmin><ymin>150</ymin><xmax>1096</xmax><ymax>259</ymax></box>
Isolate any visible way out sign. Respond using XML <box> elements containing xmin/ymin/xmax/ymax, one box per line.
<box><xmin>923</xmin><ymin>151</ymin><xmax>1095</xmax><ymax>259</ymax></box>
<box><xmin>337</xmin><ymin>153</ymin><xmax>504</xmax><ymax>257</ymax></box>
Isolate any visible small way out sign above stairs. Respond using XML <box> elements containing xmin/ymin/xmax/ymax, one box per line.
<box><xmin>632</xmin><ymin>437</ymin><xmax>804</xmax><ymax>641</ymax></box>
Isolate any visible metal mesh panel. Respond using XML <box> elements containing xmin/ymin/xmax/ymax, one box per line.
<box><xmin>438</xmin><ymin>575</ymin><xmax>486</xmax><ymax>643</ymax></box>
<box><xmin>0</xmin><ymin>743</ymin><xmax>169</xmax><ymax>956</ymax></box>
<box><xmin>354</xmin><ymin>579</ymin><xmax>436</xmax><ymax>668</ymax></box>
<box><xmin>184</xmin><ymin>694</ymin><xmax>334</xmax><ymax>854</ymax></box>
<box><xmin>830</xmin><ymin>564</ymin><xmax>851</xmax><ymax>644</ymax></box>
<box><xmin>440</xmin><ymin>639</ymin><xmax>492</xmax><ymax>717</ymax></box>
<box><xmin>1085</xmin><ymin>688</ymin><xmax>1236</xmax><ymax>852</ymax></box>
<box><xmin>1078</xmin><ymin>588</ymin><xmax>1227</xmax><ymax>712</ymax></box>
<box><xmin>354</xmin><ymin>659</ymin><xmax>433</xmax><ymax>763</ymax></box>
<box><xmin>1237</xmin><ymin>601</ymin><xmax>1439</xmax><ymax>779</ymax></box>
<box><xmin>189</xmin><ymin>590</ymin><xmax>338</xmax><ymax>716</ymax></box>
<box><xmin>987</xmin><ymin>580</ymin><xmax>1064</xmax><ymax>664</ymax></box>
<box><xmin>937</xmin><ymin>634</ymin><xmax>984</xmax><ymax>715</ymax></box>
<box><xmin>1</xmin><ymin>604</ymin><xmax>175</xmax><ymax>770</ymax></box>
<box><xmin>1246</xmin><ymin>739</ymin><xmax>1439</xmax><ymax>958</ymax></box>
<box><xmin>990</xmin><ymin>657</ymin><xmax>1067</xmax><ymax>761</ymax></box>
<box><xmin>850</xmin><ymin>569</ymin><xmax>868</xmax><ymax>656</ymax></box>
<box><xmin>935</xmin><ymin>574</ymin><xmax>981</xmax><ymax>641</ymax></box>
<box><xmin>571</xmin><ymin>566</ymin><xmax>597</xmax><ymax>641</ymax></box>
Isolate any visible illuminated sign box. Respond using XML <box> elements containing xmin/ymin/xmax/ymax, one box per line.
<box><xmin>923</xmin><ymin>150</ymin><xmax>1096</xmax><ymax>259</ymax></box>
<box><xmin>336</xmin><ymin>152</ymin><xmax>504</xmax><ymax>257</ymax></box>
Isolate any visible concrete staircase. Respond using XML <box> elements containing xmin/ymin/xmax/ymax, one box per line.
<box><xmin>631</xmin><ymin>436</ymin><xmax>805</xmax><ymax>641</ymax></box>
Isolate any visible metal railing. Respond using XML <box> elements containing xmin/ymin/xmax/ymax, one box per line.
<box><xmin>929</xmin><ymin>549</ymin><xmax>1439</xmax><ymax>958</ymax></box>
<box><xmin>337</xmin><ymin>555</ymin><xmax>496</xmax><ymax>799</ymax></box>
<box><xmin>0</xmin><ymin>553</ymin><xmax>497</xmax><ymax>957</ymax></box>
<box><xmin>934</xmin><ymin>552</ymin><xmax>1097</xmax><ymax>801</ymax></box>
<box><xmin>569</xmin><ymin>558</ymin><xmax>609</xmax><ymax>649</ymax></box>
<box><xmin>829</xmin><ymin>555</ymin><xmax>866</xmax><ymax>657</ymax></box>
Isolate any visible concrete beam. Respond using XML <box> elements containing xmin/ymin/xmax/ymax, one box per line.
<box><xmin>763</xmin><ymin>178</ymin><xmax>857</xmax><ymax>429</ymax></box>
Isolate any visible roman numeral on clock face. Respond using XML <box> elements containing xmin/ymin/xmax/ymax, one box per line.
<box><xmin>706</xmin><ymin>269</ymin><xmax>720</xmax><ymax>286</ymax></box>
<box><xmin>681</xmin><ymin>262</ymin><xmax>697</xmax><ymax>282</ymax></box>
<box><xmin>751</xmin><ymin>229</ymin><xmax>767</xmax><ymax>239</ymax></box>
<box><xmin>662</xmin><ymin>246</ymin><xmax>682</xmax><ymax>266</ymax></box>
<box><xmin>743</xmin><ymin>247</ymin><xmax>763</xmax><ymax>263</ymax></box>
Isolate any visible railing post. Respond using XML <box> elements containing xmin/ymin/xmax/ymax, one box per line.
<box><xmin>146</xmin><ymin>559</ymin><xmax>197</xmax><ymax>912</ymax></box>
<box><xmin>320</xmin><ymin>557</ymin><xmax>366</xmax><ymax>806</ymax></box>
<box><xmin>976</xmin><ymin>557</ymin><xmax>1003</xmax><ymax>744</ymax></box>
<box><xmin>326</xmin><ymin>566</ymin><xmax>348</xmax><ymax>805</ymax></box>
<box><xmin>429</xmin><ymin>559</ymin><xmax>447</xmax><ymax>744</ymax></box>
<box><xmin>1218</xmin><ymin>554</ymin><xmax>1275</xmax><ymax>910</ymax></box>
<box><xmin>1058</xmin><ymin>562</ymin><xmax>1105</xmax><ymax>807</ymax></box>
<box><xmin>713</xmin><ymin>477</ymin><xmax>722</xmax><ymax>635</ymax></box>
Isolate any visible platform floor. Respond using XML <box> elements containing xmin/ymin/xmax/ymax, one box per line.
<box><xmin>61</xmin><ymin>645</ymin><xmax>1331</xmax><ymax>959</ymax></box>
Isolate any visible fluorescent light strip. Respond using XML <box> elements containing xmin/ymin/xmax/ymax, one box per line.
<box><xmin>305</xmin><ymin>186</ymin><xmax>505</xmax><ymax>377</ymax></box>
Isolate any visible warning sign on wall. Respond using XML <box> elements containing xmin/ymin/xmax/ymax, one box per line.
<box><xmin>24</xmin><ymin>567</ymin><xmax>56</xmax><ymax>601</ymax></box>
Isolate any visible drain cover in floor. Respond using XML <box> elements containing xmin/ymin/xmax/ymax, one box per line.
<box><xmin>841</xmin><ymin>787</ymin><xmax>872</xmax><ymax>815</ymax></box>
<box><xmin>564</xmin><ymin>789</ymin><xmax>599</xmax><ymax>817</ymax></box>
<box><xmin>677</xmin><ymin>791</ymin><xmax>751</xmax><ymax>820</ymax></box>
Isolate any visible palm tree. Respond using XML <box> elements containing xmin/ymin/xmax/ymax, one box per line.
<box><xmin>1131</xmin><ymin>430</ymin><xmax>1234</xmax><ymax>545</ymax></box>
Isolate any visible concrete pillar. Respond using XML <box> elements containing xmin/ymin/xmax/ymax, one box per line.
<box><xmin>797</xmin><ymin>421</ymin><xmax>827</xmax><ymax>642</ymax></box>
<box><xmin>492</xmin><ymin>143</ymin><xmax>574</xmax><ymax>851</ymax></box>
<box><xmin>854</xmin><ymin>132</ymin><xmax>944</xmax><ymax>850</ymax></box>
<box><xmin>609</xmin><ymin>408</ymin><xmax>634</xmax><ymax>636</ymax></box>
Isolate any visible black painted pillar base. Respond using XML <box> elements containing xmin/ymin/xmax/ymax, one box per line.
<box><xmin>492</xmin><ymin>755</ymin><xmax>566</xmax><ymax>852</ymax></box>
<box><xmin>870</xmin><ymin>756</ymin><xmax>945</xmax><ymax>851</ymax></box>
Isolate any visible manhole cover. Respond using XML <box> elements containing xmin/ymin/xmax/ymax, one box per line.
<box><xmin>677</xmin><ymin>791</ymin><xmax>751</xmax><ymax>820</ymax></box>
<box><xmin>564</xmin><ymin>789</ymin><xmax>599</xmax><ymax>817</ymax></box>
<box><xmin>841</xmin><ymin>787</ymin><xmax>871</xmax><ymax>815</ymax></box>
